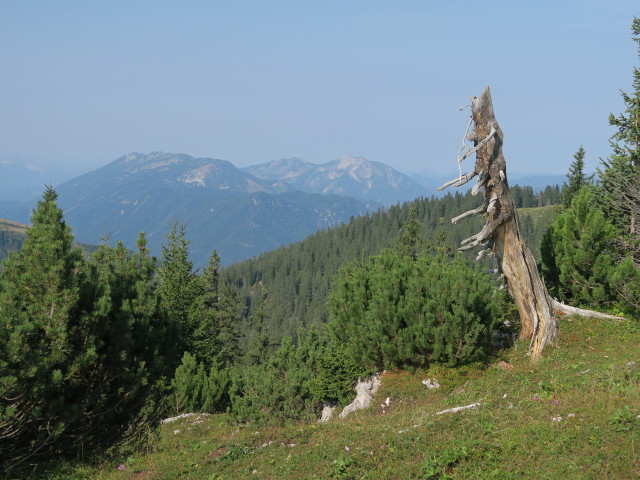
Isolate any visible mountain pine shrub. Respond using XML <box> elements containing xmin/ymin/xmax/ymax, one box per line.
<box><xmin>172</xmin><ymin>352</ymin><xmax>231</xmax><ymax>414</ymax></box>
<box><xmin>0</xmin><ymin>188</ymin><xmax>177</xmax><ymax>473</ymax></box>
<box><xmin>328</xmin><ymin>248</ymin><xmax>500</xmax><ymax>370</ymax></box>
<box><xmin>229</xmin><ymin>336</ymin><xmax>320</xmax><ymax>424</ymax></box>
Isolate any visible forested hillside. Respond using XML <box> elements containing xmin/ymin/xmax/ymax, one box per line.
<box><xmin>0</xmin><ymin>218</ymin><xmax>27</xmax><ymax>265</ymax></box>
<box><xmin>224</xmin><ymin>187</ymin><xmax>560</xmax><ymax>344</ymax></box>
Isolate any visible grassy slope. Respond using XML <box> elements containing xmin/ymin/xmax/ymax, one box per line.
<box><xmin>59</xmin><ymin>315</ymin><xmax>640</xmax><ymax>480</ymax></box>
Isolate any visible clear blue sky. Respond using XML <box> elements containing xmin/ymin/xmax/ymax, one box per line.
<box><xmin>1</xmin><ymin>1</ymin><xmax>638</xmax><ymax>177</ymax></box>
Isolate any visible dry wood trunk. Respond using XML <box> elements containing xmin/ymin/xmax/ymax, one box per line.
<box><xmin>439</xmin><ymin>86</ymin><xmax>621</xmax><ymax>360</ymax></box>
<box><xmin>440</xmin><ymin>86</ymin><xmax>558</xmax><ymax>360</ymax></box>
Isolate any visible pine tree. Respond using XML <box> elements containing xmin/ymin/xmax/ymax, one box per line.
<box><xmin>328</xmin><ymin>249</ymin><xmax>499</xmax><ymax>370</ymax></box>
<box><xmin>0</xmin><ymin>187</ymin><xmax>85</xmax><ymax>469</ymax></box>
<box><xmin>561</xmin><ymin>146</ymin><xmax>591</xmax><ymax>208</ymax></box>
<box><xmin>80</xmin><ymin>232</ymin><xmax>177</xmax><ymax>445</ymax></box>
<box><xmin>593</xmin><ymin>17</ymin><xmax>640</xmax><ymax>316</ymax></box>
<box><xmin>0</xmin><ymin>189</ymin><xmax>177</xmax><ymax>472</ymax></box>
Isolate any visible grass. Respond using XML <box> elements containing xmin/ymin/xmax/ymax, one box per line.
<box><xmin>40</xmin><ymin>315</ymin><xmax>640</xmax><ymax>479</ymax></box>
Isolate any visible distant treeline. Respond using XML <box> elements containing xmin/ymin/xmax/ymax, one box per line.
<box><xmin>223</xmin><ymin>186</ymin><xmax>561</xmax><ymax>345</ymax></box>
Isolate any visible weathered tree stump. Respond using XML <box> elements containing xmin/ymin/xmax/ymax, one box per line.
<box><xmin>439</xmin><ymin>86</ymin><xmax>619</xmax><ymax>361</ymax></box>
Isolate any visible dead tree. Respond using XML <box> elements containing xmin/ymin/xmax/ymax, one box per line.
<box><xmin>439</xmin><ymin>86</ymin><xmax>620</xmax><ymax>361</ymax></box>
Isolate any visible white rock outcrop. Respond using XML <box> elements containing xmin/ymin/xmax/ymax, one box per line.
<box><xmin>339</xmin><ymin>375</ymin><xmax>381</xmax><ymax>419</ymax></box>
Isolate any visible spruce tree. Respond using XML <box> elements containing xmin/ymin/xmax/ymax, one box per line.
<box><xmin>245</xmin><ymin>284</ymin><xmax>272</xmax><ymax>365</ymax></box>
<box><xmin>191</xmin><ymin>250</ymin><xmax>240</xmax><ymax>365</ymax></box>
<box><xmin>395</xmin><ymin>205</ymin><xmax>422</xmax><ymax>260</ymax></box>
<box><xmin>157</xmin><ymin>222</ymin><xmax>200</xmax><ymax>354</ymax></box>
<box><xmin>599</xmin><ymin>17</ymin><xmax>640</xmax><ymax>245</ymax></box>
<box><xmin>561</xmin><ymin>146</ymin><xmax>591</xmax><ymax>208</ymax></box>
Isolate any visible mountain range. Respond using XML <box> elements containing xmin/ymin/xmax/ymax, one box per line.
<box><xmin>1</xmin><ymin>153</ymin><xmax>396</xmax><ymax>266</ymax></box>
<box><xmin>0</xmin><ymin>152</ymin><xmax>566</xmax><ymax>267</ymax></box>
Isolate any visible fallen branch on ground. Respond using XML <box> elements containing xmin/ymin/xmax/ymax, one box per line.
<box><xmin>435</xmin><ymin>402</ymin><xmax>481</xmax><ymax>415</ymax></box>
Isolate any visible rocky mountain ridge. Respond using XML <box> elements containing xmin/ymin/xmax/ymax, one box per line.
<box><xmin>244</xmin><ymin>155</ymin><xmax>428</xmax><ymax>205</ymax></box>
<box><xmin>48</xmin><ymin>152</ymin><xmax>377</xmax><ymax>266</ymax></box>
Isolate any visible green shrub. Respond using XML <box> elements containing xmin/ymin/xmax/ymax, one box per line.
<box><xmin>0</xmin><ymin>189</ymin><xmax>178</xmax><ymax>473</ymax></box>
<box><xmin>328</xmin><ymin>249</ymin><xmax>500</xmax><ymax>370</ymax></box>
<box><xmin>307</xmin><ymin>342</ymin><xmax>366</xmax><ymax>406</ymax></box>
<box><xmin>172</xmin><ymin>352</ymin><xmax>231</xmax><ymax>414</ymax></box>
<box><xmin>540</xmin><ymin>187</ymin><xmax>618</xmax><ymax>308</ymax></box>
<box><xmin>229</xmin><ymin>336</ymin><xmax>320</xmax><ymax>424</ymax></box>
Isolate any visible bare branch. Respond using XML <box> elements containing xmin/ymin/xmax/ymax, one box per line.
<box><xmin>437</xmin><ymin>168</ymin><xmax>478</xmax><ymax>191</ymax></box>
<box><xmin>457</xmin><ymin>115</ymin><xmax>474</xmax><ymax>178</ymax></box>
<box><xmin>475</xmin><ymin>242</ymin><xmax>494</xmax><ymax>261</ymax></box>
<box><xmin>550</xmin><ymin>299</ymin><xmax>624</xmax><ymax>321</ymax></box>
<box><xmin>436</xmin><ymin>402</ymin><xmax>481</xmax><ymax>415</ymax></box>
<box><xmin>459</xmin><ymin>224</ymin><xmax>492</xmax><ymax>251</ymax></box>
<box><xmin>451</xmin><ymin>204</ymin><xmax>484</xmax><ymax>224</ymax></box>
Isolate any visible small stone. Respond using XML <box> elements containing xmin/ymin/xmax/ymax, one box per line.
<box><xmin>422</xmin><ymin>378</ymin><xmax>440</xmax><ymax>389</ymax></box>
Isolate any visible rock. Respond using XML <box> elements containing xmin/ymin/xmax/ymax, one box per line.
<box><xmin>422</xmin><ymin>378</ymin><xmax>440</xmax><ymax>389</ymax></box>
<box><xmin>318</xmin><ymin>400</ymin><xmax>338</xmax><ymax>423</ymax></box>
<box><xmin>161</xmin><ymin>412</ymin><xmax>197</xmax><ymax>424</ymax></box>
<box><xmin>339</xmin><ymin>375</ymin><xmax>381</xmax><ymax>419</ymax></box>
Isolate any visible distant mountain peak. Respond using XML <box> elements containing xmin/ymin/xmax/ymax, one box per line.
<box><xmin>244</xmin><ymin>156</ymin><xmax>427</xmax><ymax>205</ymax></box>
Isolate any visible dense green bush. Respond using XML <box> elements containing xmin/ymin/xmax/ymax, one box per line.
<box><xmin>172</xmin><ymin>352</ymin><xmax>231</xmax><ymax>414</ymax></box>
<box><xmin>328</xmin><ymin>248</ymin><xmax>500</xmax><ymax>370</ymax></box>
<box><xmin>228</xmin><ymin>330</ymin><xmax>365</xmax><ymax>424</ymax></box>
<box><xmin>307</xmin><ymin>342</ymin><xmax>365</xmax><ymax>406</ymax></box>
<box><xmin>229</xmin><ymin>336</ymin><xmax>319</xmax><ymax>424</ymax></box>
<box><xmin>0</xmin><ymin>188</ymin><xmax>177</xmax><ymax>473</ymax></box>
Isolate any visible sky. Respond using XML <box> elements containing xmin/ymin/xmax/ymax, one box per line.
<box><xmin>1</xmin><ymin>1</ymin><xmax>639</xmax><ymax>179</ymax></box>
